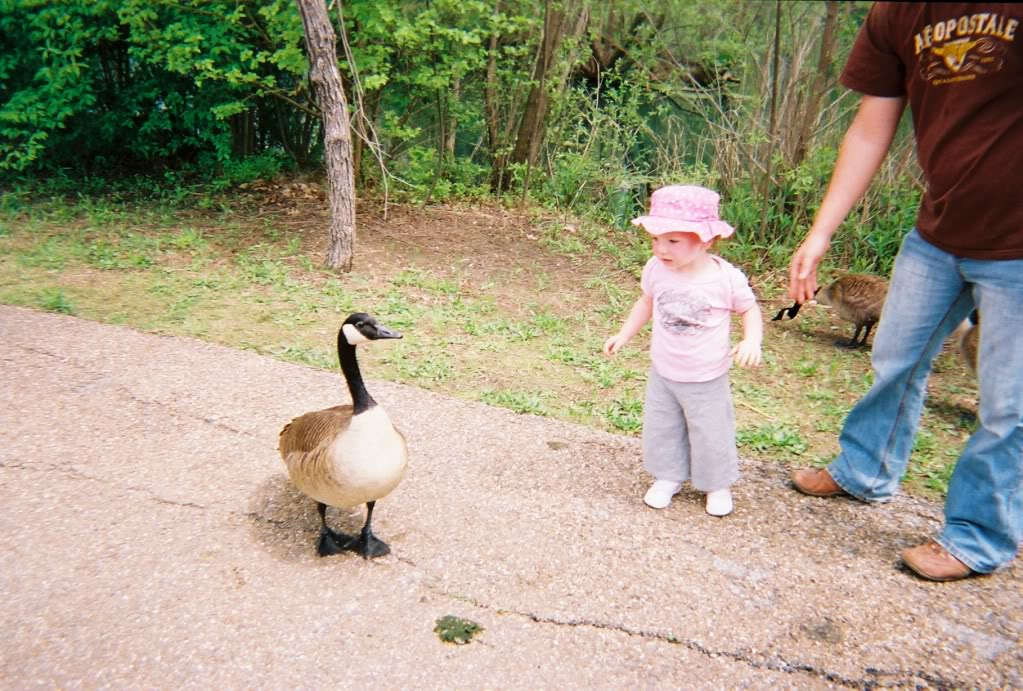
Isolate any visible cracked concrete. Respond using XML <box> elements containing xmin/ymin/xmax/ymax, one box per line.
<box><xmin>1</xmin><ymin>305</ymin><xmax>1020</xmax><ymax>688</ymax></box>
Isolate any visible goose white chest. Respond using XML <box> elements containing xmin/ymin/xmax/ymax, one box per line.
<box><xmin>326</xmin><ymin>406</ymin><xmax>408</xmax><ymax>508</ymax></box>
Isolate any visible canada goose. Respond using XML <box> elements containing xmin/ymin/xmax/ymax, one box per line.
<box><xmin>955</xmin><ymin>309</ymin><xmax>979</xmax><ymax>380</ymax></box>
<box><xmin>772</xmin><ymin>274</ymin><xmax>888</xmax><ymax>348</ymax></box>
<box><xmin>278</xmin><ymin>313</ymin><xmax>408</xmax><ymax>559</ymax></box>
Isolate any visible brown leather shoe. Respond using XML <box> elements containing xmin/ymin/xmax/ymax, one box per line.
<box><xmin>902</xmin><ymin>540</ymin><xmax>974</xmax><ymax>582</ymax></box>
<box><xmin>791</xmin><ymin>468</ymin><xmax>848</xmax><ymax>497</ymax></box>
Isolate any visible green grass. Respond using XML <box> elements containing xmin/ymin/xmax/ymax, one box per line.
<box><xmin>0</xmin><ymin>193</ymin><xmax>977</xmax><ymax>499</ymax></box>
<box><xmin>479</xmin><ymin>389</ymin><xmax>552</xmax><ymax>416</ymax></box>
<box><xmin>40</xmin><ymin>288</ymin><xmax>75</xmax><ymax>315</ymax></box>
<box><xmin>737</xmin><ymin>423</ymin><xmax>809</xmax><ymax>458</ymax></box>
<box><xmin>603</xmin><ymin>396</ymin><xmax>644</xmax><ymax>433</ymax></box>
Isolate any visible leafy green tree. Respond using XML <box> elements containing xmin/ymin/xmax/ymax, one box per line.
<box><xmin>1</xmin><ymin>0</ymin><xmax>314</xmax><ymax>173</ymax></box>
<box><xmin>1</xmin><ymin>1</ymin><xmax>122</xmax><ymax>170</ymax></box>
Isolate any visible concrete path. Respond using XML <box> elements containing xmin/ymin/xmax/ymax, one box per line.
<box><xmin>1</xmin><ymin>305</ymin><xmax>1020</xmax><ymax>688</ymax></box>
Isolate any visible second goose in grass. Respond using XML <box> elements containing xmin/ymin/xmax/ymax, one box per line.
<box><xmin>772</xmin><ymin>274</ymin><xmax>888</xmax><ymax>348</ymax></box>
<box><xmin>278</xmin><ymin>312</ymin><xmax>408</xmax><ymax>559</ymax></box>
<box><xmin>956</xmin><ymin>309</ymin><xmax>979</xmax><ymax>381</ymax></box>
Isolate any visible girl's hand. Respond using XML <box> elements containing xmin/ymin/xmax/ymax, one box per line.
<box><xmin>603</xmin><ymin>334</ymin><xmax>627</xmax><ymax>357</ymax></box>
<box><xmin>730</xmin><ymin>339</ymin><xmax>762</xmax><ymax>368</ymax></box>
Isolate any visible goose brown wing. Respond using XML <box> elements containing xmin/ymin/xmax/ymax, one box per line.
<box><xmin>841</xmin><ymin>275</ymin><xmax>887</xmax><ymax>320</ymax></box>
<box><xmin>962</xmin><ymin>324</ymin><xmax>979</xmax><ymax>378</ymax></box>
<box><xmin>278</xmin><ymin>405</ymin><xmax>354</xmax><ymax>458</ymax></box>
<box><xmin>860</xmin><ymin>277</ymin><xmax>888</xmax><ymax>319</ymax></box>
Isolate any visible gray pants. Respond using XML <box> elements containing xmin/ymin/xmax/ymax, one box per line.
<box><xmin>642</xmin><ymin>368</ymin><xmax>739</xmax><ymax>492</ymax></box>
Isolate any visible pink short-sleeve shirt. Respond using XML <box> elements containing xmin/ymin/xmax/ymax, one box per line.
<box><xmin>640</xmin><ymin>255</ymin><xmax>757</xmax><ymax>383</ymax></box>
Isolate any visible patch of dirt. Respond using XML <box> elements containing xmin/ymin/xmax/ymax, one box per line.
<box><xmin>245</xmin><ymin>195</ymin><xmax>620</xmax><ymax>311</ymax></box>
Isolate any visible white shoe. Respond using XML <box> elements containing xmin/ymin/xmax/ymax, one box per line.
<box><xmin>706</xmin><ymin>488</ymin><xmax>733</xmax><ymax>517</ymax></box>
<box><xmin>644</xmin><ymin>480</ymin><xmax>683</xmax><ymax>509</ymax></box>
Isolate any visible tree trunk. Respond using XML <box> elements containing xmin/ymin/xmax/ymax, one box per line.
<box><xmin>352</xmin><ymin>114</ymin><xmax>364</xmax><ymax>185</ymax></box>
<box><xmin>507</xmin><ymin>0</ymin><xmax>584</xmax><ymax>180</ymax></box>
<box><xmin>756</xmin><ymin>0</ymin><xmax>783</xmax><ymax>244</ymax></box>
<box><xmin>519</xmin><ymin>0</ymin><xmax>552</xmax><ymax>204</ymax></box>
<box><xmin>356</xmin><ymin>89</ymin><xmax>382</xmax><ymax>187</ymax></box>
<box><xmin>485</xmin><ymin>3</ymin><xmax>507</xmax><ymax>192</ymax></box>
<box><xmin>230</xmin><ymin>110</ymin><xmax>255</xmax><ymax>158</ymax></box>
<box><xmin>445</xmin><ymin>74</ymin><xmax>460</xmax><ymax>159</ymax></box>
<box><xmin>791</xmin><ymin>1</ymin><xmax>839</xmax><ymax>169</ymax></box>
<box><xmin>295</xmin><ymin>0</ymin><xmax>356</xmax><ymax>273</ymax></box>
<box><xmin>422</xmin><ymin>90</ymin><xmax>446</xmax><ymax>206</ymax></box>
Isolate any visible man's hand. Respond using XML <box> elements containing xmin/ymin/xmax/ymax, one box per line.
<box><xmin>788</xmin><ymin>233</ymin><xmax>831</xmax><ymax>304</ymax></box>
<box><xmin>787</xmin><ymin>95</ymin><xmax>905</xmax><ymax>305</ymax></box>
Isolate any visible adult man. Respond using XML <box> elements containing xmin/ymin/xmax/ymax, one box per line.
<box><xmin>787</xmin><ymin>3</ymin><xmax>1022</xmax><ymax>581</ymax></box>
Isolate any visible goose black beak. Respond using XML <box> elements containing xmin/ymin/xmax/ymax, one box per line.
<box><xmin>375</xmin><ymin>326</ymin><xmax>402</xmax><ymax>340</ymax></box>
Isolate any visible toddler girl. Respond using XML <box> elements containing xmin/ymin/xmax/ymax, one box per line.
<box><xmin>604</xmin><ymin>185</ymin><xmax>762</xmax><ymax>516</ymax></box>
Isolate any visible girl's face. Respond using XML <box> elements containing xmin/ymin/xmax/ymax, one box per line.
<box><xmin>649</xmin><ymin>231</ymin><xmax>712</xmax><ymax>271</ymax></box>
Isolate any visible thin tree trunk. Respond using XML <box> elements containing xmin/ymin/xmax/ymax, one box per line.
<box><xmin>295</xmin><ymin>0</ymin><xmax>356</xmax><ymax>272</ymax></box>
<box><xmin>230</xmin><ymin>111</ymin><xmax>255</xmax><ymax>157</ymax></box>
<box><xmin>520</xmin><ymin>0</ymin><xmax>552</xmax><ymax>206</ymax></box>
<box><xmin>508</xmin><ymin>0</ymin><xmax>579</xmax><ymax>174</ymax></box>
<box><xmin>352</xmin><ymin>115</ymin><xmax>365</xmax><ymax>184</ymax></box>
<box><xmin>422</xmin><ymin>90</ymin><xmax>446</xmax><ymax>206</ymax></box>
<box><xmin>756</xmin><ymin>0</ymin><xmax>782</xmax><ymax>244</ymax></box>
<box><xmin>485</xmin><ymin>3</ymin><xmax>505</xmax><ymax>192</ymax></box>
<box><xmin>791</xmin><ymin>1</ymin><xmax>838</xmax><ymax>169</ymax></box>
<box><xmin>556</xmin><ymin>9</ymin><xmax>592</xmax><ymax>102</ymax></box>
<box><xmin>359</xmin><ymin>89</ymin><xmax>383</xmax><ymax>188</ymax></box>
<box><xmin>445</xmin><ymin>74</ymin><xmax>460</xmax><ymax>159</ymax></box>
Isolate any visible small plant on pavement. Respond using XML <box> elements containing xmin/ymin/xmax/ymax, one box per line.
<box><xmin>434</xmin><ymin>615</ymin><xmax>483</xmax><ymax>645</ymax></box>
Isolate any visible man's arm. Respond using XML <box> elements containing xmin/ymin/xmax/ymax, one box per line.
<box><xmin>788</xmin><ymin>95</ymin><xmax>907</xmax><ymax>304</ymax></box>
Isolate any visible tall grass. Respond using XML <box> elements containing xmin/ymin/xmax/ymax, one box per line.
<box><xmin>531</xmin><ymin>1</ymin><xmax>919</xmax><ymax>278</ymax></box>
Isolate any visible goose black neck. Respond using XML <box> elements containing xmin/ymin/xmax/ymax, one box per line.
<box><xmin>338</xmin><ymin>332</ymin><xmax>376</xmax><ymax>415</ymax></box>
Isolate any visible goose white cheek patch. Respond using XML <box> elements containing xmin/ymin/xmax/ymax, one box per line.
<box><xmin>342</xmin><ymin>323</ymin><xmax>370</xmax><ymax>345</ymax></box>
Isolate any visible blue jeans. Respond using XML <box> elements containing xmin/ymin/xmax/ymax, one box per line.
<box><xmin>828</xmin><ymin>230</ymin><xmax>1023</xmax><ymax>573</ymax></box>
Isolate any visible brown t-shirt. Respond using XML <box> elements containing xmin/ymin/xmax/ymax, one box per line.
<box><xmin>842</xmin><ymin>2</ymin><xmax>1023</xmax><ymax>259</ymax></box>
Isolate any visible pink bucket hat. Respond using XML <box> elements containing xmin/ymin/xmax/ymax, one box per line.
<box><xmin>631</xmin><ymin>185</ymin><xmax>734</xmax><ymax>241</ymax></box>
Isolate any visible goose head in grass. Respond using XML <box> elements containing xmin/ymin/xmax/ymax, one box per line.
<box><xmin>337</xmin><ymin>312</ymin><xmax>402</xmax><ymax>412</ymax></box>
<box><xmin>341</xmin><ymin>312</ymin><xmax>402</xmax><ymax>347</ymax></box>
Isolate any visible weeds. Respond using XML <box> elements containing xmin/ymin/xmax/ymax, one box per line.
<box><xmin>603</xmin><ymin>396</ymin><xmax>644</xmax><ymax>433</ymax></box>
<box><xmin>434</xmin><ymin>616</ymin><xmax>483</xmax><ymax>645</ymax></box>
<box><xmin>388</xmin><ymin>345</ymin><xmax>453</xmax><ymax>383</ymax></box>
<box><xmin>40</xmin><ymin>289</ymin><xmax>75</xmax><ymax>314</ymax></box>
<box><xmin>479</xmin><ymin>389</ymin><xmax>550</xmax><ymax>416</ymax></box>
<box><xmin>271</xmin><ymin>345</ymin><xmax>336</xmax><ymax>370</ymax></box>
<box><xmin>737</xmin><ymin>424</ymin><xmax>809</xmax><ymax>458</ymax></box>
